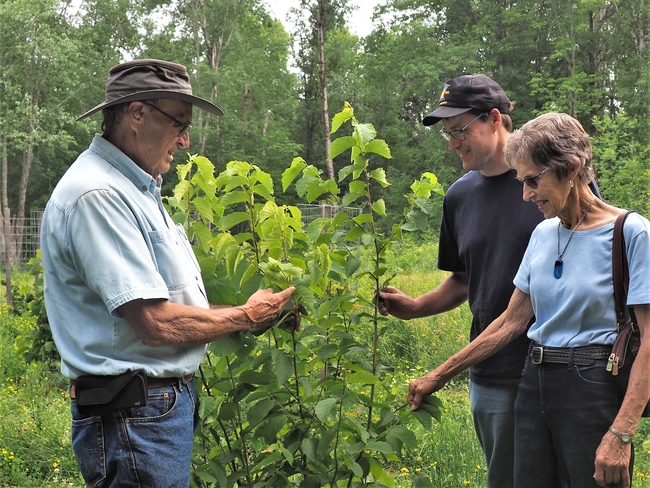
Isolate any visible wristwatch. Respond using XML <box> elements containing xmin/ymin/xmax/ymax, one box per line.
<box><xmin>609</xmin><ymin>426</ymin><xmax>633</xmax><ymax>443</ymax></box>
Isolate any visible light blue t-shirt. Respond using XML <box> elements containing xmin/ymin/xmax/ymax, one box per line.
<box><xmin>41</xmin><ymin>135</ymin><xmax>209</xmax><ymax>379</ymax></box>
<box><xmin>514</xmin><ymin>212</ymin><xmax>650</xmax><ymax>347</ymax></box>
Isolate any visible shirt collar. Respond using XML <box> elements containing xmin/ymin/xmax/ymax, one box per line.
<box><xmin>89</xmin><ymin>135</ymin><xmax>160</xmax><ymax>194</ymax></box>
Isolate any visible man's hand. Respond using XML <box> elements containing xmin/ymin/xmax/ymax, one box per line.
<box><xmin>408</xmin><ymin>372</ymin><xmax>445</xmax><ymax>411</ymax></box>
<box><xmin>377</xmin><ymin>286</ymin><xmax>416</xmax><ymax>320</ymax></box>
<box><xmin>593</xmin><ymin>431</ymin><xmax>632</xmax><ymax>487</ymax></box>
<box><xmin>241</xmin><ymin>287</ymin><xmax>296</xmax><ymax>330</ymax></box>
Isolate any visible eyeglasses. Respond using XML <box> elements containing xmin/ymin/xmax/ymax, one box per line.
<box><xmin>143</xmin><ymin>101</ymin><xmax>192</xmax><ymax>136</ymax></box>
<box><xmin>439</xmin><ymin>113</ymin><xmax>486</xmax><ymax>142</ymax></box>
<box><xmin>516</xmin><ymin>167</ymin><xmax>549</xmax><ymax>189</ymax></box>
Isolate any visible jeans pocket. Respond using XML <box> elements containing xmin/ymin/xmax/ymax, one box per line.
<box><xmin>71</xmin><ymin>412</ymin><xmax>106</xmax><ymax>487</ymax></box>
<box><xmin>126</xmin><ymin>386</ymin><xmax>177</xmax><ymax>422</ymax></box>
<box><xmin>574</xmin><ymin>361</ymin><xmax>615</xmax><ymax>387</ymax></box>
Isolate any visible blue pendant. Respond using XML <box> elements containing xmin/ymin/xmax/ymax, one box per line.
<box><xmin>554</xmin><ymin>260</ymin><xmax>563</xmax><ymax>279</ymax></box>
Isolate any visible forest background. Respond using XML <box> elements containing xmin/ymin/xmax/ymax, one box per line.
<box><xmin>1</xmin><ymin>0</ymin><xmax>649</xmax><ymax>233</ymax></box>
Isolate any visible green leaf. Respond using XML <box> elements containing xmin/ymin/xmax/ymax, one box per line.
<box><xmin>346</xmin><ymin>255</ymin><xmax>361</xmax><ymax>275</ymax></box>
<box><xmin>369</xmin><ymin>457</ymin><xmax>396</xmax><ymax>487</ymax></box>
<box><xmin>275</xmin><ymin>352</ymin><xmax>293</xmax><ymax>385</ymax></box>
<box><xmin>369</xmin><ymin>168</ymin><xmax>391</xmax><ymax>188</ymax></box>
<box><xmin>412</xmin><ymin>473</ymin><xmax>435</xmax><ymax>488</ymax></box>
<box><xmin>301</xmin><ymin>437</ymin><xmax>319</xmax><ymax>462</ymax></box>
<box><xmin>331</xmin><ymin>105</ymin><xmax>354</xmax><ymax>133</ymax></box>
<box><xmin>209</xmin><ymin>333</ymin><xmax>244</xmax><ymax>357</ymax></box>
<box><xmin>355</xmin><ymin>123</ymin><xmax>377</xmax><ymax>145</ymax></box>
<box><xmin>219</xmin><ymin>212</ymin><xmax>250</xmax><ymax>231</ymax></box>
<box><xmin>330</xmin><ymin>136</ymin><xmax>357</xmax><ymax>160</ymax></box>
<box><xmin>347</xmin><ymin>371</ymin><xmax>379</xmax><ymax>384</ymax></box>
<box><xmin>282</xmin><ymin>158</ymin><xmax>307</xmax><ymax>192</ymax></box>
<box><xmin>372</xmin><ymin>199</ymin><xmax>387</xmax><ymax>216</ymax></box>
<box><xmin>365</xmin><ymin>441</ymin><xmax>394</xmax><ymax>454</ymax></box>
<box><xmin>198</xmin><ymin>395</ymin><xmax>217</xmax><ymax>419</ymax></box>
<box><xmin>247</xmin><ymin>398</ymin><xmax>274</xmax><ymax>421</ymax></box>
<box><xmin>364</xmin><ymin>139</ymin><xmax>392</xmax><ymax>159</ymax></box>
<box><xmin>315</xmin><ymin>398</ymin><xmax>337</xmax><ymax>423</ymax></box>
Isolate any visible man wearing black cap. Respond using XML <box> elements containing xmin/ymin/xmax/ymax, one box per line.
<box><xmin>40</xmin><ymin>59</ymin><xmax>295</xmax><ymax>487</ymax></box>
<box><xmin>378</xmin><ymin>74</ymin><xmax>543</xmax><ymax>488</ymax></box>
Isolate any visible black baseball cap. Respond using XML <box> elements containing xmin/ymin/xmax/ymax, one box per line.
<box><xmin>423</xmin><ymin>74</ymin><xmax>511</xmax><ymax>126</ymax></box>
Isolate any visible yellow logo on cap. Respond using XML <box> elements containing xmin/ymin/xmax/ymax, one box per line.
<box><xmin>439</xmin><ymin>83</ymin><xmax>451</xmax><ymax>106</ymax></box>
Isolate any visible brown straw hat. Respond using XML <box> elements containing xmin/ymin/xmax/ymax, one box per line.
<box><xmin>76</xmin><ymin>59</ymin><xmax>224</xmax><ymax>121</ymax></box>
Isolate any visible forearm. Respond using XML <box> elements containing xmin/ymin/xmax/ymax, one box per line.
<box><xmin>611</xmin><ymin>305</ymin><xmax>650</xmax><ymax>434</ymax></box>
<box><xmin>121</xmin><ymin>299</ymin><xmax>253</xmax><ymax>347</ymax></box>
<box><xmin>411</xmin><ymin>272</ymin><xmax>468</xmax><ymax>318</ymax></box>
<box><xmin>430</xmin><ymin>288</ymin><xmax>532</xmax><ymax>383</ymax></box>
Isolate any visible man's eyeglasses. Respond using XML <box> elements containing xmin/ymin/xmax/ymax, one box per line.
<box><xmin>439</xmin><ymin>113</ymin><xmax>486</xmax><ymax>142</ymax></box>
<box><xmin>516</xmin><ymin>167</ymin><xmax>549</xmax><ymax>189</ymax></box>
<box><xmin>143</xmin><ymin>101</ymin><xmax>192</xmax><ymax>136</ymax></box>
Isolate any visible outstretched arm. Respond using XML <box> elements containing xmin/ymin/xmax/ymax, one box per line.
<box><xmin>119</xmin><ymin>287</ymin><xmax>296</xmax><ymax>347</ymax></box>
<box><xmin>408</xmin><ymin>287</ymin><xmax>533</xmax><ymax>410</ymax></box>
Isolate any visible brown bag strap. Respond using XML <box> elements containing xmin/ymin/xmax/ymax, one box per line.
<box><xmin>613</xmin><ymin>211</ymin><xmax>636</xmax><ymax>328</ymax></box>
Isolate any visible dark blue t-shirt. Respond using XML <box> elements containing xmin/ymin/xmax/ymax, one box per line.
<box><xmin>438</xmin><ymin>169</ymin><xmax>543</xmax><ymax>386</ymax></box>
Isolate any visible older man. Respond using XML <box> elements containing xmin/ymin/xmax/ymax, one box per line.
<box><xmin>41</xmin><ymin>59</ymin><xmax>294</xmax><ymax>487</ymax></box>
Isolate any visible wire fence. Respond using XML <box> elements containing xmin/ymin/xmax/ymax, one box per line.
<box><xmin>1</xmin><ymin>209</ymin><xmax>43</xmax><ymax>268</ymax></box>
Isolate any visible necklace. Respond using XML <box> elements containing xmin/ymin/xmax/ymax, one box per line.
<box><xmin>554</xmin><ymin>195</ymin><xmax>595</xmax><ymax>279</ymax></box>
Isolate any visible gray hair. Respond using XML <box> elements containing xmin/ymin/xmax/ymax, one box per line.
<box><xmin>504</xmin><ymin>112</ymin><xmax>594</xmax><ymax>183</ymax></box>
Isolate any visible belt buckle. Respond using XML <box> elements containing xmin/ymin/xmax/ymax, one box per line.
<box><xmin>531</xmin><ymin>346</ymin><xmax>544</xmax><ymax>365</ymax></box>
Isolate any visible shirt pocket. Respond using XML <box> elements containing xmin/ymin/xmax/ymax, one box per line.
<box><xmin>148</xmin><ymin>228</ymin><xmax>195</xmax><ymax>292</ymax></box>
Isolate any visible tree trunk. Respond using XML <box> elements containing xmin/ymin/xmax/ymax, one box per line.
<box><xmin>316</xmin><ymin>1</ymin><xmax>335</xmax><ymax>181</ymax></box>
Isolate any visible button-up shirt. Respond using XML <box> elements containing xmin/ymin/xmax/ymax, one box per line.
<box><xmin>41</xmin><ymin>135</ymin><xmax>209</xmax><ymax>379</ymax></box>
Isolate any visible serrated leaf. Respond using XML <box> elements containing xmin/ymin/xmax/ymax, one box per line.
<box><xmin>369</xmin><ymin>167</ymin><xmax>391</xmax><ymax>188</ymax></box>
<box><xmin>275</xmin><ymin>352</ymin><xmax>293</xmax><ymax>385</ymax></box>
<box><xmin>372</xmin><ymin>199</ymin><xmax>387</xmax><ymax>216</ymax></box>
<box><xmin>331</xmin><ymin>106</ymin><xmax>354</xmax><ymax>133</ymax></box>
<box><xmin>198</xmin><ymin>395</ymin><xmax>217</xmax><ymax>419</ymax></box>
<box><xmin>315</xmin><ymin>398</ymin><xmax>337</xmax><ymax>423</ymax></box>
<box><xmin>282</xmin><ymin>158</ymin><xmax>307</xmax><ymax>192</ymax></box>
<box><xmin>355</xmin><ymin>123</ymin><xmax>377</xmax><ymax>145</ymax></box>
<box><xmin>347</xmin><ymin>371</ymin><xmax>379</xmax><ymax>384</ymax></box>
<box><xmin>219</xmin><ymin>212</ymin><xmax>250</xmax><ymax>231</ymax></box>
<box><xmin>247</xmin><ymin>398</ymin><xmax>274</xmax><ymax>422</ymax></box>
<box><xmin>364</xmin><ymin>139</ymin><xmax>392</xmax><ymax>159</ymax></box>
<box><xmin>412</xmin><ymin>473</ymin><xmax>435</xmax><ymax>487</ymax></box>
<box><xmin>330</xmin><ymin>136</ymin><xmax>357</xmax><ymax>160</ymax></box>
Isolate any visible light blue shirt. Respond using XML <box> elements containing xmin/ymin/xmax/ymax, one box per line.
<box><xmin>514</xmin><ymin>212</ymin><xmax>650</xmax><ymax>347</ymax></box>
<box><xmin>41</xmin><ymin>135</ymin><xmax>209</xmax><ymax>379</ymax></box>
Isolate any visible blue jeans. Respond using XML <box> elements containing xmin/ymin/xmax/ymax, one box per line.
<box><xmin>70</xmin><ymin>379</ymin><xmax>197</xmax><ymax>488</ymax></box>
<box><xmin>469</xmin><ymin>379</ymin><xmax>519</xmax><ymax>488</ymax></box>
<box><xmin>514</xmin><ymin>357</ymin><xmax>631</xmax><ymax>488</ymax></box>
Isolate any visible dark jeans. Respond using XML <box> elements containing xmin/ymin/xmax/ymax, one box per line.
<box><xmin>70</xmin><ymin>379</ymin><xmax>197</xmax><ymax>488</ymax></box>
<box><xmin>514</xmin><ymin>356</ymin><xmax>632</xmax><ymax>488</ymax></box>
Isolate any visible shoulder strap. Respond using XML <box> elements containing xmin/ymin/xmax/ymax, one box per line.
<box><xmin>613</xmin><ymin>211</ymin><xmax>636</xmax><ymax>328</ymax></box>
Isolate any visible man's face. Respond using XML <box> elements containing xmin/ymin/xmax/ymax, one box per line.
<box><xmin>441</xmin><ymin>111</ymin><xmax>501</xmax><ymax>174</ymax></box>
<box><xmin>133</xmin><ymin>99</ymin><xmax>193</xmax><ymax>178</ymax></box>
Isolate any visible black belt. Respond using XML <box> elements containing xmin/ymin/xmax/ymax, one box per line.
<box><xmin>70</xmin><ymin>373</ymin><xmax>194</xmax><ymax>399</ymax></box>
<box><xmin>529</xmin><ymin>345</ymin><xmax>611</xmax><ymax>366</ymax></box>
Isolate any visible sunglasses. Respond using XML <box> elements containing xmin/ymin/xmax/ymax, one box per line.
<box><xmin>516</xmin><ymin>167</ymin><xmax>549</xmax><ymax>189</ymax></box>
<box><xmin>143</xmin><ymin>101</ymin><xmax>192</xmax><ymax>136</ymax></box>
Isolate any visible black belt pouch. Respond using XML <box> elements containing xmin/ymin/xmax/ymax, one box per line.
<box><xmin>76</xmin><ymin>370</ymin><xmax>148</xmax><ymax>416</ymax></box>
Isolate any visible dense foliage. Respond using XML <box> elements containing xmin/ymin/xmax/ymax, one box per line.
<box><xmin>1</xmin><ymin>0</ymin><xmax>648</xmax><ymax>233</ymax></box>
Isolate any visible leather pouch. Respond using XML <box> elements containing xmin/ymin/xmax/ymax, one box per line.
<box><xmin>75</xmin><ymin>370</ymin><xmax>148</xmax><ymax>416</ymax></box>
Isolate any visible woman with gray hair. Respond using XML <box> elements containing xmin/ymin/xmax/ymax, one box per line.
<box><xmin>407</xmin><ymin>112</ymin><xmax>650</xmax><ymax>487</ymax></box>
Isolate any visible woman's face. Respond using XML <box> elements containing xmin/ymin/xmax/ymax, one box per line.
<box><xmin>516</xmin><ymin>158</ymin><xmax>571</xmax><ymax>219</ymax></box>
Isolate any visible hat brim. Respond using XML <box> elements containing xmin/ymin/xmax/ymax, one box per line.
<box><xmin>76</xmin><ymin>90</ymin><xmax>224</xmax><ymax>121</ymax></box>
<box><xmin>422</xmin><ymin>106</ymin><xmax>472</xmax><ymax>126</ymax></box>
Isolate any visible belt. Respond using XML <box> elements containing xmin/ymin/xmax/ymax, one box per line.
<box><xmin>529</xmin><ymin>345</ymin><xmax>611</xmax><ymax>366</ymax></box>
<box><xmin>69</xmin><ymin>373</ymin><xmax>194</xmax><ymax>399</ymax></box>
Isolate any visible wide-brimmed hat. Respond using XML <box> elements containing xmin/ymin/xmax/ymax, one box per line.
<box><xmin>76</xmin><ymin>59</ymin><xmax>224</xmax><ymax>121</ymax></box>
<box><xmin>423</xmin><ymin>74</ymin><xmax>510</xmax><ymax>126</ymax></box>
